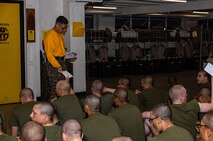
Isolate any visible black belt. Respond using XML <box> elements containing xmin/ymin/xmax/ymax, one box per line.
<box><xmin>55</xmin><ymin>56</ymin><xmax>64</xmax><ymax>60</ymax></box>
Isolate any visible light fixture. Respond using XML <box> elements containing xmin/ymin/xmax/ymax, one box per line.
<box><xmin>148</xmin><ymin>13</ymin><xmax>166</xmax><ymax>16</ymax></box>
<box><xmin>161</xmin><ymin>0</ymin><xmax>187</xmax><ymax>2</ymax></box>
<box><xmin>93</xmin><ymin>6</ymin><xmax>117</xmax><ymax>10</ymax></box>
<box><xmin>193</xmin><ymin>11</ymin><xmax>209</xmax><ymax>14</ymax></box>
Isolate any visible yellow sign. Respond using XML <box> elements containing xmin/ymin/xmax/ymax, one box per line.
<box><xmin>0</xmin><ymin>2</ymin><xmax>22</xmax><ymax>104</ymax></box>
<box><xmin>192</xmin><ymin>31</ymin><xmax>197</xmax><ymax>38</ymax></box>
<box><xmin>72</xmin><ymin>22</ymin><xmax>85</xmax><ymax>37</ymax></box>
<box><xmin>28</xmin><ymin>30</ymin><xmax>35</xmax><ymax>41</ymax></box>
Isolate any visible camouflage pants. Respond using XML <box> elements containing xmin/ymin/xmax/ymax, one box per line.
<box><xmin>45</xmin><ymin>58</ymin><xmax>67</xmax><ymax>101</ymax></box>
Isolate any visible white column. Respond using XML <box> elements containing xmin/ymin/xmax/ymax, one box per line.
<box><xmin>69</xmin><ymin>1</ymin><xmax>86</xmax><ymax>92</ymax></box>
<box><xmin>25</xmin><ymin>0</ymin><xmax>41</xmax><ymax>98</ymax></box>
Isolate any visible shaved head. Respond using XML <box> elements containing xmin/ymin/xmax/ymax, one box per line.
<box><xmin>142</xmin><ymin>75</ymin><xmax>154</xmax><ymax>86</ymax></box>
<box><xmin>37</xmin><ymin>102</ymin><xmax>54</xmax><ymax>119</ymax></box>
<box><xmin>118</xmin><ymin>78</ymin><xmax>130</xmax><ymax>88</ymax></box>
<box><xmin>62</xmin><ymin>119</ymin><xmax>82</xmax><ymax>138</ymax></box>
<box><xmin>202</xmin><ymin>111</ymin><xmax>213</xmax><ymax>131</ymax></box>
<box><xmin>151</xmin><ymin>103</ymin><xmax>172</xmax><ymax>121</ymax></box>
<box><xmin>21</xmin><ymin>121</ymin><xmax>45</xmax><ymax>141</ymax></box>
<box><xmin>114</xmin><ymin>88</ymin><xmax>128</xmax><ymax>102</ymax></box>
<box><xmin>84</xmin><ymin>95</ymin><xmax>100</xmax><ymax>112</ymax></box>
<box><xmin>91</xmin><ymin>80</ymin><xmax>103</xmax><ymax>94</ymax></box>
<box><xmin>20</xmin><ymin>88</ymin><xmax>34</xmax><ymax>100</ymax></box>
<box><xmin>56</xmin><ymin>80</ymin><xmax>71</xmax><ymax>96</ymax></box>
<box><xmin>169</xmin><ymin>85</ymin><xmax>187</xmax><ymax>102</ymax></box>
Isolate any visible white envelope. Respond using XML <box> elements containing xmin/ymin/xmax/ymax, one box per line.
<box><xmin>61</xmin><ymin>71</ymin><xmax>73</xmax><ymax>78</ymax></box>
<box><xmin>204</xmin><ymin>63</ymin><xmax>213</xmax><ymax>76</ymax></box>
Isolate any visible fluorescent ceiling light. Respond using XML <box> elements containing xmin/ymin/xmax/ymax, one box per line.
<box><xmin>161</xmin><ymin>0</ymin><xmax>187</xmax><ymax>2</ymax></box>
<box><xmin>93</xmin><ymin>6</ymin><xmax>117</xmax><ymax>10</ymax></box>
<box><xmin>183</xmin><ymin>14</ymin><xmax>206</xmax><ymax>18</ymax></box>
<box><xmin>148</xmin><ymin>13</ymin><xmax>165</xmax><ymax>16</ymax></box>
<box><xmin>193</xmin><ymin>11</ymin><xmax>209</xmax><ymax>14</ymax></box>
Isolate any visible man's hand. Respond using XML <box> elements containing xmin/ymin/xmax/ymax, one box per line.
<box><xmin>58</xmin><ymin>67</ymin><xmax>62</xmax><ymax>73</ymax></box>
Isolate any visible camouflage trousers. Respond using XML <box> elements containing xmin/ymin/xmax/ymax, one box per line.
<box><xmin>45</xmin><ymin>58</ymin><xmax>67</xmax><ymax>101</ymax></box>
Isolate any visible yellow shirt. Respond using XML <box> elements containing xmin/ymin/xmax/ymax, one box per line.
<box><xmin>44</xmin><ymin>30</ymin><xmax>66</xmax><ymax>68</ymax></box>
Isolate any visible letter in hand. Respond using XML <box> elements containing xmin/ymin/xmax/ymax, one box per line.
<box><xmin>135</xmin><ymin>89</ymin><xmax>141</xmax><ymax>95</ymax></box>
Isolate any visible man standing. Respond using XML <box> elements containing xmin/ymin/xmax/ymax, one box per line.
<box><xmin>80</xmin><ymin>95</ymin><xmax>121</xmax><ymax>141</ymax></box>
<box><xmin>44</xmin><ymin>16</ymin><xmax>69</xmax><ymax>100</ymax></box>
<box><xmin>52</xmin><ymin>80</ymin><xmax>84</xmax><ymax>124</ymax></box>
<box><xmin>149</xmin><ymin>104</ymin><xmax>193</xmax><ymax>141</ymax></box>
<box><xmin>10</xmin><ymin>88</ymin><xmax>36</xmax><ymax>137</ymax></box>
<box><xmin>62</xmin><ymin>119</ymin><xmax>82</xmax><ymax>141</ymax></box>
<box><xmin>30</xmin><ymin>102</ymin><xmax>61</xmax><ymax>141</ymax></box>
<box><xmin>109</xmin><ymin>88</ymin><xmax>146</xmax><ymax>141</ymax></box>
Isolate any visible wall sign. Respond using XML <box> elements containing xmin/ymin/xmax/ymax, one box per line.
<box><xmin>26</xmin><ymin>9</ymin><xmax>35</xmax><ymax>42</ymax></box>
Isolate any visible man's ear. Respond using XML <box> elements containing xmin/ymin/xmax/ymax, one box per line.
<box><xmin>62</xmin><ymin>133</ymin><xmax>67</xmax><ymax>141</ymax></box>
<box><xmin>84</xmin><ymin>104</ymin><xmax>89</xmax><ymax>113</ymax></box>
<box><xmin>207</xmin><ymin>128</ymin><xmax>212</xmax><ymax>138</ymax></box>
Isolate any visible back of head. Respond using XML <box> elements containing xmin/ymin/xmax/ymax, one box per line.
<box><xmin>91</xmin><ymin>80</ymin><xmax>103</xmax><ymax>94</ymax></box>
<box><xmin>151</xmin><ymin>103</ymin><xmax>172</xmax><ymax>121</ymax></box>
<box><xmin>56</xmin><ymin>16</ymin><xmax>68</xmax><ymax>24</ymax></box>
<box><xmin>36</xmin><ymin>102</ymin><xmax>54</xmax><ymax>120</ymax></box>
<box><xmin>142</xmin><ymin>75</ymin><xmax>154</xmax><ymax>87</ymax></box>
<box><xmin>111</xmin><ymin>136</ymin><xmax>133</xmax><ymax>141</ymax></box>
<box><xmin>202</xmin><ymin>111</ymin><xmax>213</xmax><ymax>131</ymax></box>
<box><xmin>114</xmin><ymin>88</ymin><xmax>128</xmax><ymax>103</ymax></box>
<box><xmin>169</xmin><ymin>85</ymin><xmax>186</xmax><ymax>102</ymax></box>
<box><xmin>56</xmin><ymin>80</ymin><xmax>71</xmax><ymax>96</ymax></box>
<box><xmin>199</xmin><ymin>87</ymin><xmax>211</xmax><ymax>97</ymax></box>
<box><xmin>20</xmin><ymin>88</ymin><xmax>34</xmax><ymax>101</ymax></box>
<box><xmin>84</xmin><ymin>95</ymin><xmax>100</xmax><ymax>112</ymax></box>
<box><xmin>21</xmin><ymin>121</ymin><xmax>45</xmax><ymax>141</ymax></box>
<box><xmin>62</xmin><ymin>119</ymin><xmax>82</xmax><ymax>139</ymax></box>
<box><xmin>118</xmin><ymin>78</ymin><xmax>130</xmax><ymax>88</ymax></box>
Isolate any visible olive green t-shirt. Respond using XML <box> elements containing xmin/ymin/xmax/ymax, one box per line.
<box><xmin>44</xmin><ymin>125</ymin><xmax>61</xmax><ymax>141</ymax></box>
<box><xmin>149</xmin><ymin>125</ymin><xmax>194</xmax><ymax>141</ymax></box>
<box><xmin>0</xmin><ymin>109</ymin><xmax>7</xmax><ymax>133</ymax></box>
<box><xmin>52</xmin><ymin>95</ymin><xmax>84</xmax><ymax>124</ymax></box>
<box><xmin>0</xmin><ymin>133</ymin><xmax>18</xmax><ymax>141</ymax></box>
<box><xmin>100</xmin><ymin>93</ymin><xmax>114</xmax><ymax>115</ymax></box>
<box><xmin>109</xmin><ymin>104</ymin><xmax>146</xmax><ymax>141</ymax></box>
<box><xmin>138</xmin><ymin>88</ymin><xmax>165</xmax><ymax>111</ymax></box>
<box><xmin>80</xmin><ymin>112</ymin><xmax>121</xmax><ymax>141</ymax></box>
<box><xmin>9</xmin><ymin>101</ymin><xmax>36</xmax><ymax>132</ymax></box>
<box><xmin>170</xmin><ymin>99</ymin><xmax>200</xmax><ymax>139</ymax></box>
<box><xmin>127</xmin><ymin>89</ymin><xmax>141</xmax><ymax>110</ymax></box>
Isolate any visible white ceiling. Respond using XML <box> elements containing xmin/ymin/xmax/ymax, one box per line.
<box><xmin>85</xmin><ymin>0</ymin><xmax>213</xmax><ymax>17</ymax></box>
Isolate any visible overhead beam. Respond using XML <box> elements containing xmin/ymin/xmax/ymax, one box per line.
<box><xmin>116</xmin><ymin>0</ymin><xmax>213</xmax><ymax>15</ymax></box>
